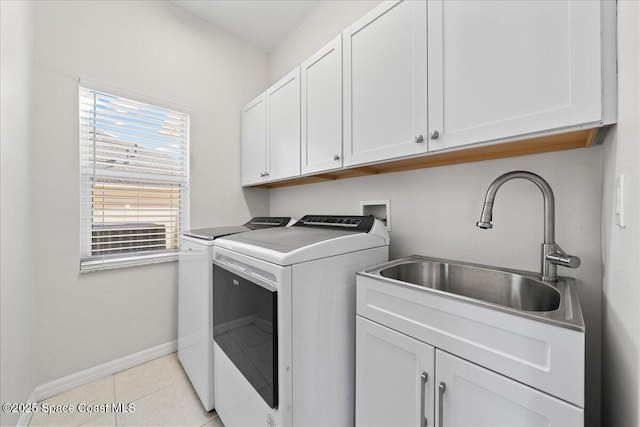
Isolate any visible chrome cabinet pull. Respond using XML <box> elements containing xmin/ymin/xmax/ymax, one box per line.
<box><xmin>333</xmin><ymin>154</ymin><xmax>341</xmax><ymax>161</ymax></box>
<box><xmin>415</xmin><ymin>134</ymin><xmax>425</xmax><ymax>143</ymax></box>
<box><xmin>430</xmin><ymin>130</ymin><xmax>440</xmax><ymax>140</ymax></box>
<box><xmin>438</xmin><ymin>381</ymin><xmax>446</xmax><ymax>427</ymax></box>
<box><xmin>420</xmin><ymin>372</ymin><xmax>429</xmax><ymax>427</ymax></box>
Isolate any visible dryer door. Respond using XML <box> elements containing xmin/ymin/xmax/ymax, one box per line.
<box><xmin>213</xmin><ymin>262</ymin><xmax>278</xmax><ymax>409</ymax></box>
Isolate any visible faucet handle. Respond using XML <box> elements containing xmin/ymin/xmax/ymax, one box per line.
<box><xmin>546</xmin><ymin>252</ymin><xmax>581</xmax><ymax>269</ymax></box>
<box><xmin>545</xmin><ymin>244</ymin><xmax>581</xmax><ymax>269</ymax></box>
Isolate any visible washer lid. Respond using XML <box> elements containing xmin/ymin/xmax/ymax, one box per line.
<box><xmin>214</xmin><ymin>224</ymin><xmax>388</xmax><ymax>266</ymax></box>
<box><xmin>182</xmin><ymin>216</ymin><xmax>291</xmax><ymax>241</ymax></box>
<box><xmin>182</xmin><ymin>225</ymin><xmax>250</xmax><ymax>241</ymax></box>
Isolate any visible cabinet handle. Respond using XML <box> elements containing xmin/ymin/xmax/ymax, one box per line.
<box><xmin>438</xmin><ymin>381</ymin><xmax>446</xmax><ymax>427</ymax></box>
<box><xmin>420</xmin><ymin>372</ymin><xmax>429</xmax><ymax>427</ymax></box>
<box><xmin>264</xmin><ymin>172</ymin><xmax>269</xmax><ymax>177</ymax></box>
<box><xmin>414</xmin><ymin>134</ymin><xmax>425</xmax><ymax>143</ymax></box>
<box><xmin>333</xmin><ymin>154</ymin><xmax>341</xmax><ymax>161</ymax></box>
<box><xmin>260</xmin><ymin>172</ymin><xmax>265</xmax><ymax>177</ymax></box>
<box><xmin>430</xmin><ymin>130</ymin><xmax>440</xmax><ymax>140</ymax></box>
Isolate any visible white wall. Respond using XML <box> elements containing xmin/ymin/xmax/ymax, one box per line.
<box><xmin>30</xmin><ymin>0</ymin><xmax>269</xmax><ymax>386</ymax></box>
<box><xmin>270</xmin><ymin>149</ymin><xmax>604</xmax><ymax>423</ymax></box>
<box><xmin>268</xmin><ymin>0</ymin><xmax>380</xmax><ymax>84</ymax></box>
<box><xmin>0</xmin><ymin>1</ymin><xmax>34</xmax><ymax>425</ymax></box>
<box><xmin>601</xmin><ymin>1</ymin><xmax>640</xmax><ymax>426</ymax></box>
<box><xmin>267</xmin><ymin>1</ymin><xmax>604</xmax><ymax>423</ymax></box>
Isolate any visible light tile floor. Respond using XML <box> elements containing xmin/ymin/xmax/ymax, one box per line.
<box><xmin>30</xmin><ymin>353</ymin><xmax>224</xmax><ymax>427</ymax></box>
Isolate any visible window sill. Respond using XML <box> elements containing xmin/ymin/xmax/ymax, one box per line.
<box><xmin>80</xmin><ymin>253</ymin><xmax>178</xmax><ymax>273</ymax></box>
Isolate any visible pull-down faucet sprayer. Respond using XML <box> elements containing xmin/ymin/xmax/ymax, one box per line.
<box><xmin>476</xmin><ymin>171</ymin><xmax>580</xmax><ymax>282</ymax></box>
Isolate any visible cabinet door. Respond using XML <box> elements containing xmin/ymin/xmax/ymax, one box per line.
<box><xmin>343</xmin><ymin>0</ymin><xmax>428</xmax><ymax>166</ymax></box>
<box><xmin>241</xmin><ymin>94</ymin><xmax>267</xmax><ymax>186</ymax></box>
<box><xmin>356</xmin><ymin>317</ymin><xmax>435</xmax><ymax>427</ymax></box>
<box><xmin>301</xmin><ymin>35</ymin><xmax>343</xmax><ymax>174</ymax></box>
<box><xmin>266</xmin><ymin>67</ymin><xmax>301</xmax><ymax>181</ymax></box>
<box><xmin>427</xmin><ymin>0</ymin><xmax>602</xmax><ymax>151</ymax></box>
<box><xmin>435</xmin><ymin>350</ymin><xmax>583</xmax><ymax>427</ymax></box>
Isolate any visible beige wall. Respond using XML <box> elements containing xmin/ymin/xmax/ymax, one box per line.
<box><xmin>30</xmin><ymin>0</ymin><xmax>269</xmax><ymax>385</ymax></box>
<box><xmin>601</xmin><ymin>1</ymin><xmax>640</xmax><ymax>426</ymax></box>
<box><xmin>1</xmin><ymin>1</ymin><xmax>34</xmax><ymax>425</ymax></box>
<box><xmin>267</xmin><ymin>1</ymin><xmax>607</xmax><ymax>424</ymax></box>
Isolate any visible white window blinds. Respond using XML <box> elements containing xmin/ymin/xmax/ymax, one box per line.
<box><xmin>79</xmin><ymin>85</ymin><xmax>190</xmax><ymax>271</ymax></box>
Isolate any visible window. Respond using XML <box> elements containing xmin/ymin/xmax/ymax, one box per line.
<box><xmin>79</xmin><ymin>83</ymin><xmax>189</xmax><ymax>271</ymax></box>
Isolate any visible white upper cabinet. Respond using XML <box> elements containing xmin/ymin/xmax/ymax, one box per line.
<box><xmin>241</xmin><ymin>0</ymin><xmax>615</xmax><ymax>187</ymax></box>
<box><xmin>241</xmin><ymin>94</ymin><xmax>267</xmax><ymax>186</ymax></box>
<box><xmin>266</xmin><ymin>67</ymin><xmax>301</xmax><ymax>181</ymax></box>
<box><xmin>435</xmin><ymin>350</ymin><xmax>583</xmax><ymax>427</ymax></box>
<box><xmin>343</xmin><ymin>0</ymin><xmax>428</xmax><ymax>166</ymax></box>
<box><xmin>242</xmin><ymin>68</ymin><xmax>301</xmax><ymax>186</ymax></box>
<box><xmin>301</xmin><ymin>35</ymin><xmax>343</xmax><ymax>174</ymax></box>
<box><xmin>427</xmin><ymin>0</ymin><xmax>611</xmax><ymax>151</ymax></box>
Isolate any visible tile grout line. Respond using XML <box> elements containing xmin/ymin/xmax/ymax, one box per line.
<box><xmin>77</xmin><ymin>375</ymin><xmax>116</xmax><ymax>427</ymax></box>
<box><xmin>33</xmin><ymin>354</ymin><xmax>212</xmax><ymax>427</ymax></box>
<box><xmin>126</xmin><ymin>376</ymin><xmax>190</xmax><ymax>409</ymax></box>
<box><xmin>199</xmin><ymin>411</ymin><xmax>221</xmax><ymax>427</ymax></box>
<box><xmin>122</xmin><ymin>373</ymin><xmax>188</xmax><ymax>404</ymax></box>
<box><xmin>120</xmin><ymin>378</ymin><xmax>216</xmax><ymax>426</ymax></box>
<box><xmin>32</xmin><ymin>375</ymin><xmax>114</xmax><ymax>427</ymax></box>
<box><xmin>113</xmin><ymin>357</ymin><xmax>188</xmax><ymax>409</ymax></box>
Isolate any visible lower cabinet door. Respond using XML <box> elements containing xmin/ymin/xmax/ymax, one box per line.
<box><xmin>356</xmin><ymin>317</ymin><xmax>435</xmax><ymax>427</ymax></box>
<box><xmin>435</xmin><ymin>350</ymin><xmax>583</xmax><ymax>427</ymax></box>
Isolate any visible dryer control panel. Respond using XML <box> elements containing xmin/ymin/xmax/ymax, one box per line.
<box><xmin>293</xmin><ymin>215</ymin><xmax>375</xmax><ymax>232</ymax></box>
<box><xmin>245</xmin><ymin>217</ymin><xmax>291</xmax><ymax>229</ymax></box>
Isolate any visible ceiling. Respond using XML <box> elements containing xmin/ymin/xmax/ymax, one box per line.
<box><xmin>171</xmin><ymin>0</ymin><xmax>321</xmax><ymax>52</ymax></box>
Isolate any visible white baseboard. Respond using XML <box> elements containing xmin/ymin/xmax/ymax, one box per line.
<box><xmin>32</xmin><ymin>340</ymin><xmax>177</xmax><ymax>403</ymax></box>
<box><xmin>16</xmin><ymin>391</ymin><xmax>38</xmax><ymax>427</ymax></box>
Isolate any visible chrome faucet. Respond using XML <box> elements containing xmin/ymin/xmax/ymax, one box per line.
<box><xmin>476</xmin><ymin>171</ymin><xmax>580</xmax><ymax>282</ymax></box>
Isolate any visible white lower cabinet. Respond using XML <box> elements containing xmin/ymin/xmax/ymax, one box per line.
<box><xmin>356</xmin><ymin>317</ymin><xmax>434</xmax><ymax>427</ymax></box>
<box><xmin>435</xmin><ymin>350</ymin><xmax>583</xmax><ymax>427</ymax></box>
<box><xmin>356</xmin><ymin>316</ymin><xmax>583</xmax><ymax>427</ymax></box>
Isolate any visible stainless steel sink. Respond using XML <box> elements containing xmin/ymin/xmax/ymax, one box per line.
<box><xmin>361</xmin><ymin>256</ymin><xmax>584</xmax><ymax>331</ymax></box>
<box><xmin>379</xmin><ymin>260</ymin><xmax>561</xmax><ymax>312</ymax></box>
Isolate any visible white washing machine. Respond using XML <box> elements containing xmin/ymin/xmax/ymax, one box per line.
<box><xmin>178</xmin><ymin>217</ymin><xmax>291</xmax><ymax>411</ymax></box>
<box><xmin>211</xmin><ymin>215</ymin><xmax>389</xmax><ymax>427</ymax></box>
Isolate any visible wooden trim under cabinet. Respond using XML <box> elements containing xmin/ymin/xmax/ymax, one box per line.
<box><xmin>250</xmin><ymin>127</ymin><xmax>602</xmax><ymax>189</ymax></box>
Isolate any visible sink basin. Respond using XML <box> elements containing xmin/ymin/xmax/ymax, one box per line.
<box><xmin>379</xmin><ymin>260</ymin><xmax>561</xmax><ymax>312</ymax></box>
<box><xmin>361</xmin><ymin>255</ymin><xmax>584</xmax><ymax>331</ymax></box>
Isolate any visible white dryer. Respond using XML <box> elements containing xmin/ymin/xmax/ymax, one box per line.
<box><xmin>178</xmin><ymin>217</ymin><xmax>290</xmax><ymax>411</ymax></box>
<box><xmin>211</xmin><ymin>215</ymin><xmax>389</xmax><ymax>427</ymax></box>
